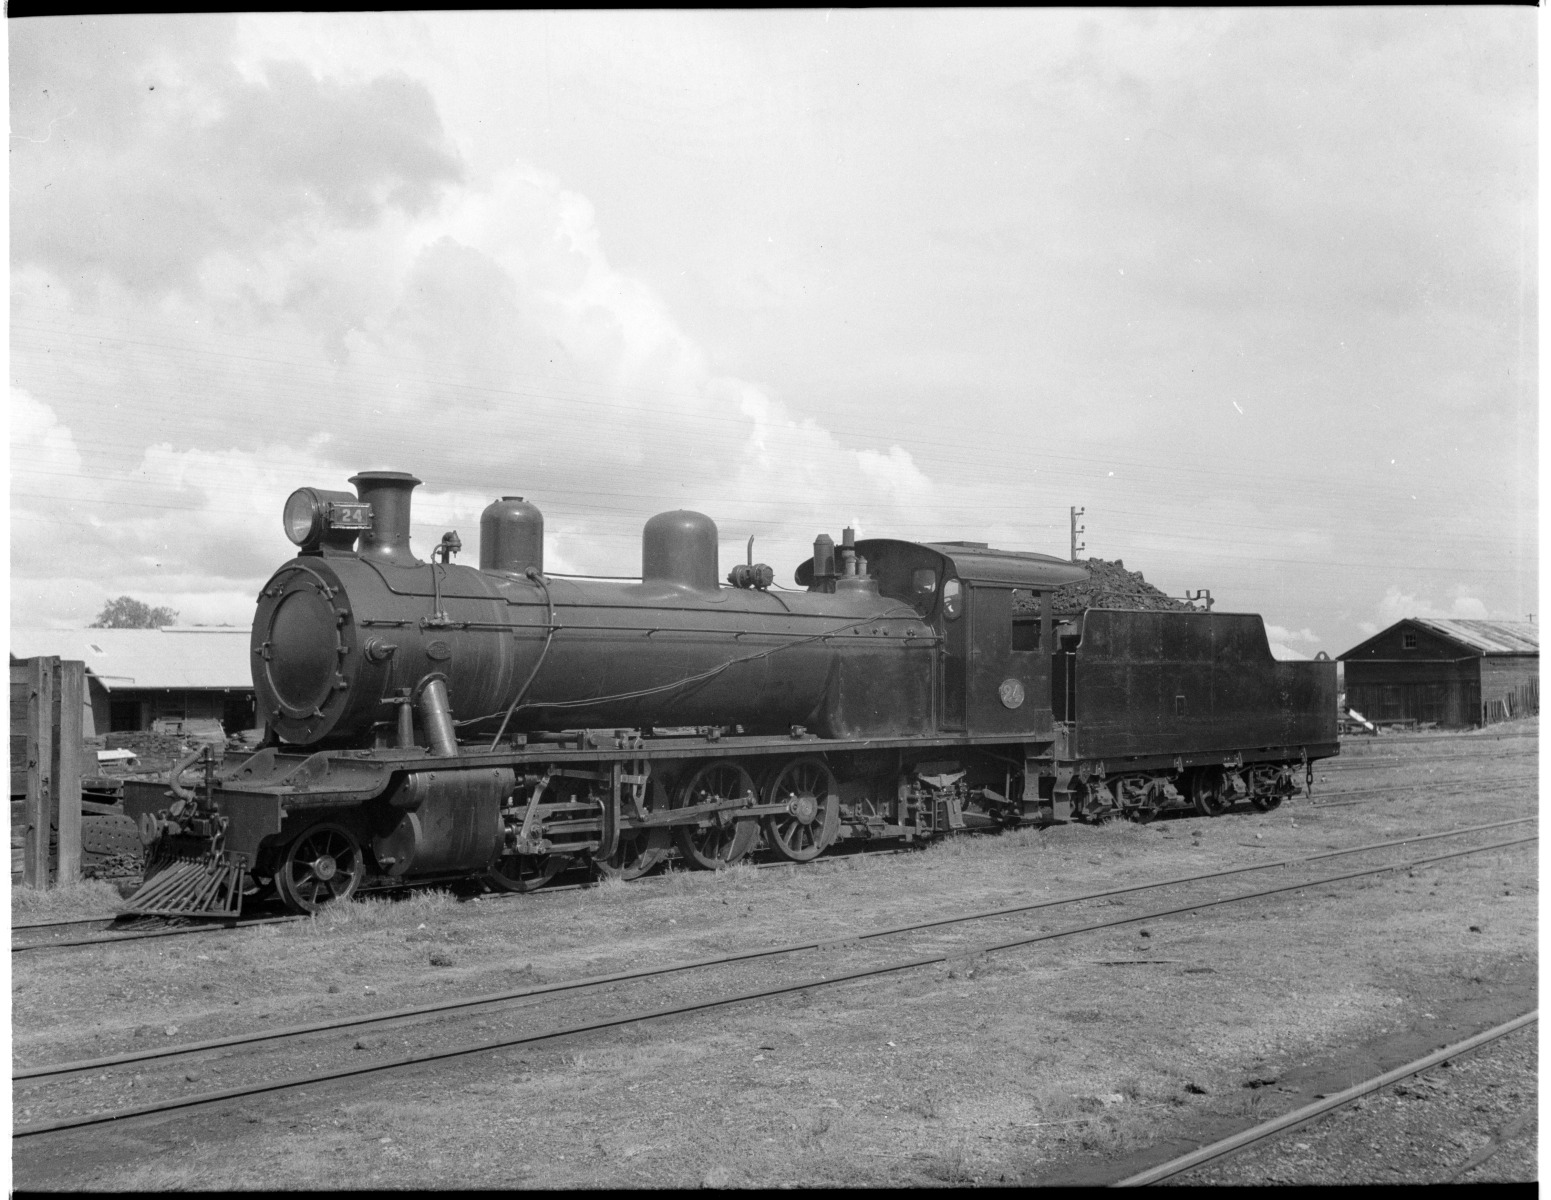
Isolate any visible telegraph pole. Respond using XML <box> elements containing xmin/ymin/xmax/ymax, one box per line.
<box><xmin>1069</xmin><ymin>507</ymin><xmax>1085</xmax><ymax>563</ymax></box>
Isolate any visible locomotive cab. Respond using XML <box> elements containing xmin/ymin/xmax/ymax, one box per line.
<box><xmin>797</xmin><ymin>539</ymin><xmax>1087</xmax><ymax>736</ymax></box>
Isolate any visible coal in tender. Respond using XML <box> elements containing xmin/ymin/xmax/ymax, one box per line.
<box><xmin>1050</xmin><ymin>557</ymin><xmax>1200</xmax><ymax>616</ymax></box>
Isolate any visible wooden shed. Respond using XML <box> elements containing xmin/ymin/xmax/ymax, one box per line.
<box><xmin>1338</xmin><ymin>619</ymin><xmax>1538</xmax><ymax>727</ymax></box>
<box><xmin>9</xmin><ymin>627</ymin><xmax>257</xmax><ymax>737</ymax></box>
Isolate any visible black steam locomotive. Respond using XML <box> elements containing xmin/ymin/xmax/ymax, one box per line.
<box><xmin>122</xmin><ymin>471</ymin><xmax>1338</xmax><ymax>916</ymax></box>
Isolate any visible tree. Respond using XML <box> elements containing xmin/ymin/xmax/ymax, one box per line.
<box><xmin>90</xmin><ymin>596</ymin><xmax>179</xmax><ymax>629</ymax></box>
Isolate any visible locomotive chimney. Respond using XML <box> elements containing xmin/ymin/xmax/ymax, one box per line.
<box><xmin>351</xmin><ymin>471</ymin><xmax>422</xmax><ymax>566</ymax></box>
<box><xmin>840</xmin><ymin>527</ymin><xmax>857</xmax><ymax>578</ymax></box>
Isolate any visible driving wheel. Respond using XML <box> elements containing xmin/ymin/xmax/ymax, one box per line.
<box><xmin>593</xmin><ymin>826</ymin><xmax>671</xmax><ymax>881</ymax></box>
<box><xmin>763</xmin><ymin>756</ymin><xmax>838</xmax><ymax>862</ymax></box>
<box><xmin>672</xmin><ymin>760</ymin><xmax>759</xmax><ymax>869</ymax></box>
<box><xmin>487</xmin><ymin>851</ymin><xmax>568</xmax><ymax>892</ymax></box>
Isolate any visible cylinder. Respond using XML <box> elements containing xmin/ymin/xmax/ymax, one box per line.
<box><xmin>643</xmin><ymin>510</ymin><xmax>719</xmax><ymax>591</ymax></box>
<box><xmin>416</xmin><ymin>676</ymin><xmax>459</xmax><ymax>758</ymax></box>
<box><xmin>351</xmin><ymin>471</ymin><xmax>422</xmax><ymax>566</ymax></box>
<box><xmin>480</xmin><ymin>496</ymin><xmax>544</xmax><ymax>575</ymax></box>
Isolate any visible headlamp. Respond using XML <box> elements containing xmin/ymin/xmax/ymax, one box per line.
<box><xmin>283</xmin><ymin>488</ymin><xmax>373</xmax><ymax>551</ymax></box>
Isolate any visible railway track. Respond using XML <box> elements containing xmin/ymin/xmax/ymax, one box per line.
<box><xmin>13</xmin><ymin>767</ymin><xmax>1536</xmax><ymax>953</ymax></box>
<box><xmin>1111</xmin><ymin>1010</ymin><xmax>1538</xmax><ymax>1186</ymax></box>
<box><xmin>1321</xmin><ymin>747</ymin><xmax>1537</xmax><ymax>772</ymax></box>
<box><xmin>1310</xmin><ymin>773</ymin><xmax>1536</xmax><ymax>807</ymax></box>
<box><xmin>14</xmin><ymin>816</ymin><xmax>1536</xmax><ymax>1138</ymax></box>
<box><xmin>9</xmin><ymin>841</ymin><xmax>924</xmax><ymax>952</ymax></box>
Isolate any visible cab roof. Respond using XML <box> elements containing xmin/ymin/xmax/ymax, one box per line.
<box><xmin>794</xmin><ymin>538</ymin><xmax>1090</xmax><ymax>590</ymax></box>
<box><xmin>917</xmin><ymin>541</ymin><xmax>1090</xmax><ymax>588</ymax></box>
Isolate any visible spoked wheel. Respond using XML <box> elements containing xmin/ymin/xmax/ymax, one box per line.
<box><xmin>487</xmin><ymin>851</ymin><xmax>568</xmax><ymax>893</ymax></box>
<box><xmin>275</xmin><ymin>824</ymin><xmax>366</xmax><ymax>914</ymax></box>
<box><xmin>593</xmin><ymin>826</ymin><xmax>671</xmax><ymax>882</ymax></box>
<box><xmin>672</xmin><ymin>760</ymin><xmax>759</xmax><ymax>870</ymax></box>
<box><xmin>1191</xmin><ymin>768</ymin><xmax>1229</xmax><ymax>818</ymax></box>
<box><xmin>1251</xmin><ymin>795</ymin><xmax>1282</xmax><ymax>813</ymax></box>
<box><xmin>763</xmin><ymin>756</ymin><xmax>838</xmax><ymax>862</ymax></box>
<box><xmin>1117</xmin><ymin>777</ymin><xmax>1158</xmax><ymax>825</ymax></box>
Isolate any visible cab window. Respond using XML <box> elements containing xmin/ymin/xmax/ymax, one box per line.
<box><xmin>910</xmin><ymin>567</ymin><xmax>938</xmax><ymax>615</ymax></box>
<box><xmin>1011</xmin><ymin>588</ymin><xmax>1041</xmax><ymax>650</ymax></box>
<box><xmin>941</xmin><ymin>578</ymin><xmax>962</xmax><ymax>620</ymax></box>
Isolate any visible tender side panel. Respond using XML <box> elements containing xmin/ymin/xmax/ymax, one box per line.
<box><xmin>1069</xmin><ymin>610</ymin><xmax>1337</xmax><ymax>759</ymax></box>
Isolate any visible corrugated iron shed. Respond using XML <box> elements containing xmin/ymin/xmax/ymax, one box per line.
<box><xmin>8</xmin><ymin>627</ymin><xmax>252</xmax><ymax>691</ymax></box>
<box><xmin>1410</xmin><ymin>619</ymin><xmax>1538</xmax><ymax>656</ymax></box>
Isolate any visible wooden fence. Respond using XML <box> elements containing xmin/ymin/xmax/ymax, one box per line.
<box><xmin>9</xmin><ymin>656</ymin><xmax>84</xmax><ymax>887</ymax></box>
<box><xmin>1481</xmin><ymin>677</ymin><xmax>1539</xmax><ymax>725</ymax></box>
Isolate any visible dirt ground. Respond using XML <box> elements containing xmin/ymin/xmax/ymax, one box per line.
<box><xmin>11</xmin><ymin>727</ymin><xmax>1537</xmax><ymax>1188</ymax></box>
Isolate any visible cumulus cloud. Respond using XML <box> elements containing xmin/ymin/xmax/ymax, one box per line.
<box><xmin>1371</xmin><ymin>586</ymin><xmax>1491</xmax><ymax>630</ymax></box>
<box><xmin>11</xmin><ymin>17</ymin><xmax>461</xmax><ymax>298</ymax></box>
<box><xmin>9</xmin><ymin>28</ymin><xmax>963</xmax><ymax>626</ymax></box>
<box><xmin>1263</xmin><ymin>623</ymin><xmax>1321</xmax><ymax>660</ymax></box>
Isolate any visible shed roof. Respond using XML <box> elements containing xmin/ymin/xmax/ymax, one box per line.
<box><xmin>9</xmin><ymin>627</ymin><xmax>253</xmax><ymax>691</ymax></box>
<box><xmin>1338</xmin><ymin>618</ymin><xmax>1539</xmax><ymax>661</ymax></box>
<box><xmin>1411</xmin><ymin>619</ymin><xmax>1538</xmax><ymax>655</ymax></box>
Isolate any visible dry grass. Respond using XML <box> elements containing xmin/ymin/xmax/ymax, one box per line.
<box><xmin>10</xmin><ymin>878</ymin><xmax>125</xmax><ymax>922</ymax></box>
<box><xmin>12</xmin><ymin>727</ymin><xmax>1538</xmax><ymax>1189</ymax></box>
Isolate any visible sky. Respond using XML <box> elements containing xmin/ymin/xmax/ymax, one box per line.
<box><xmin>8</xmin><ymin>10</ymin><xmax>1538</xmax><ymax>660</ymax></box>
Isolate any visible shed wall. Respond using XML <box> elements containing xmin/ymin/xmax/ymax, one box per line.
<box><xmin>1343</xmin><ymin>659</ymin><xmax>1480</xmax><ymax>726</ymax></box>
<box><xmin>1477</xmin><ymin>656</ymin><xmax>1539</xmax><ymax>722</ymax></box>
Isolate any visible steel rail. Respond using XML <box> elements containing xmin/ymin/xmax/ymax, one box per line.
<box><xmin>11</xmin><ymin>915</ymin><xmax>303</xmax><ymax>953</ymax></box>
<box><xmin>1110</xmin><ymin>1010</ymin><xmax>1539</xmax><ymax>1187</ymax></box>
<box><xmin>15</xmin><ymin>816</ymin><xmax>1536</xmax><ymax>1083</ymax></box>
<box><xmin>1322</xmin><ymin>748</ymin><xmax>1538</xmax><ymax>771</ymax></box>
<box><xmin>1337</xmin><ymin>732</ymin><xmax>1536</xmax><ymax>749</ymax></box>
<box><xmin>12</xmin><ymin>835</ymin><xmax>1535</xmax><ymax>1138</ymax></box>
<box><xmin>13</xmin><ymin>768</ymin><xmax>1531</xmax><ymax>950</ymax></box>
<box><xmin>10</xmin><ymin>915</ymin><xmax>118</xmax><ymax>933</ymax></box>
<box><xmin>1442</xmin><ymin>1104</ymin><xmax>1536</xmax><ymax>1182</ymax></box>
<box><xmin>1310</xmin><ymin>773</ymin><xmax>1537</xmax><ymax>806</ymax></box>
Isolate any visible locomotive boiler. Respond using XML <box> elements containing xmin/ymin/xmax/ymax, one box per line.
<box><xmin>122</xmin><ymin>469</ymin><xmax>1339</xmax><ymax>917</ymax></box>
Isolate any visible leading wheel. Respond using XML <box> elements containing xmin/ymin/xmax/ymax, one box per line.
<box><xmin>275</xmin><ymin>823</ymin><xmax>366</xmax><ymax>914</ymax></box>
<box><xmin>763</xmin><ymin>756</ymin><xmax>838</xmax><ymax>863</ymax></box>
<box><xmin>1191</xmin><ymin>768</ymin><xmax>1228</xmax><ymax>818</ymax></box>
<box><xmin>672</xmin><ymin>761</ymin><xmax>759</xmax><ymax>870</ymax></box>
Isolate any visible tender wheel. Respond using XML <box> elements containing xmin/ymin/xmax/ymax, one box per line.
<box><xmin>763</xmin><ymin>756</ymin><xmax>838</xmax><ymax>862</ymax></box>
<box><xmin>593</xmin><ymin>826</ymin><xmax>670</xmax><ymax>882</ymax></box>
<box><xmin>1191</xmin><ymin>768</ymin><xmax>1229</xmax><ymax>818</ymax></box>
<box><xmin>275</xmin><ymin>823</ymin><xmax>366</xmax><ymax>914</ymax></box>
<box><xmin>672</xmin><ymin>761</ymin><xmax>759</xmax><ymax>870</ymax></box>
<box><xmin>1251</xmin><ymin>792</ymin><xmax>1283</xmax><ymax>813</ymax></box>
<box><xmin>487</xmin><ymin>851</ymin><xmax>568</xmax><ymax>893</ymax></box>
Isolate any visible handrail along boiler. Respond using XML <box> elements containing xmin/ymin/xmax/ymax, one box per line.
<box><xmin>122</xmin><ymin>471</ymin><xmax>1339</xmax><ymax>915</ymax></box>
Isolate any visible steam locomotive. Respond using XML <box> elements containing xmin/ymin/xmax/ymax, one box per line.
<box><xmin>122</xmin><ymin>470</ymin><xmax>1339</xmax><ymax>916</ymax></box>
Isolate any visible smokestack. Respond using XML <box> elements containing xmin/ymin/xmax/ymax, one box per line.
<box><xmin>351</xmin><ymin>471</ymin><xmax>422</xmax><ymax>566</ymax></box>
